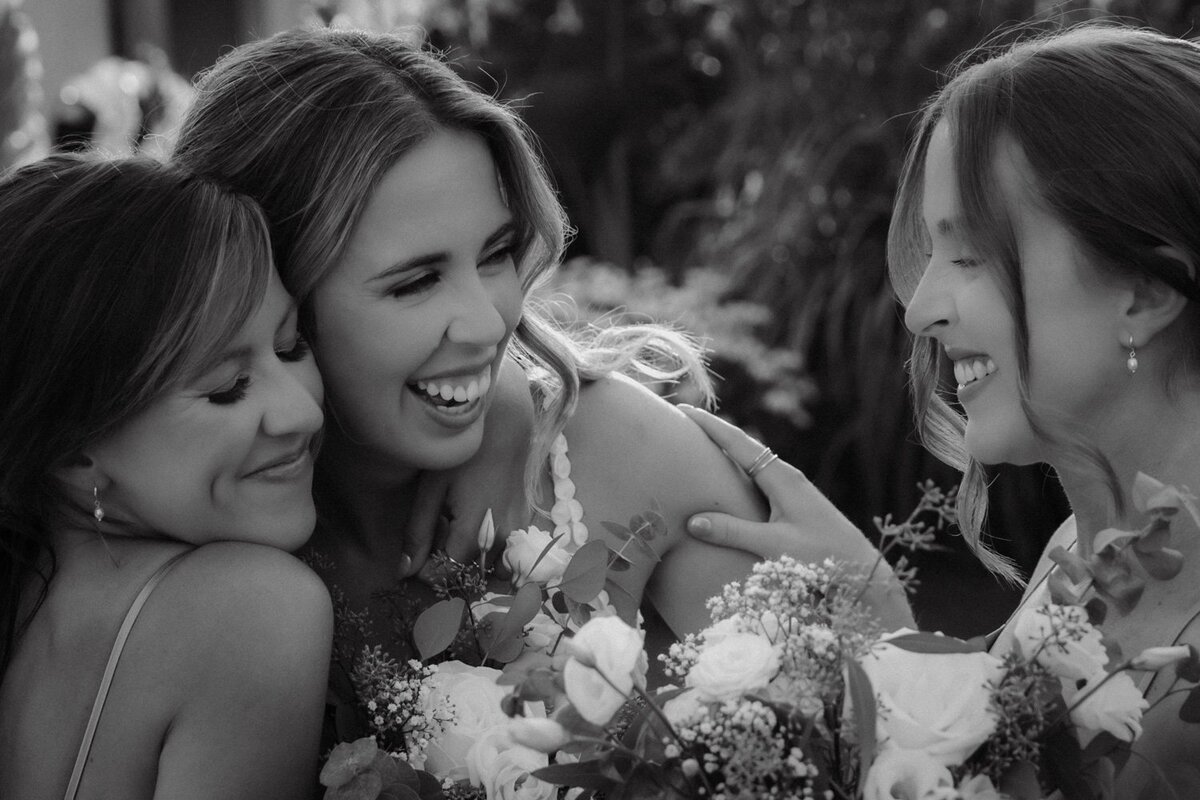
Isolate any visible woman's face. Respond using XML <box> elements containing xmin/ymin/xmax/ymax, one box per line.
<box><xmin>905</xmin><ymin>122</ymin><xmax>1128</xmax><ymax>465</ymax></box>
<box><xmin>88</xmin><ymin>272</ymin><xmax>324</xmax><ymax>549</ymax></box>
<box><xmin>311</xmin><ymin>128</ymin><xmax>524</xmax><ymax>473</ymax></box>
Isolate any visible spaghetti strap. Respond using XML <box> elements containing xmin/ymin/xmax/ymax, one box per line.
<box><xmin>64</xmin><ymin>550</ymin><xmax>192</xmax><ymax>800</ymax></box>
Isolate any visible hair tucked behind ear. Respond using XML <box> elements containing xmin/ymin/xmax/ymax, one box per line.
<box><xmin>890</xmin><ymin>23</ymin><xmax>1200</xmax><ymax>583</ymax></box>
<box><xmin>173</xmin><ymin>27</ymin><xmax>711</xmax><ymax>507</ymax></box>
<box><xmin>0</xmin><ymin>154</ymin><xmax>272</xmax><ymax>678</ymax></box>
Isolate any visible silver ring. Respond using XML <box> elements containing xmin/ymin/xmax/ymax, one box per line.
<box><xmin>744</xmin><ymin>447</ymin><xmax>779</xmax><ymax>478</ymax></box>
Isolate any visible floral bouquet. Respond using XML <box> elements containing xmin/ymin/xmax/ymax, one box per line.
<box><xmin>321</xmin><ymin>441</ymin><xmax>663</xmax><ymax>799</ymax></box>
<box><xmin>498</xmin><ymin>476</ymin><xmax>1200</xmax><ymax>800</ymax></box>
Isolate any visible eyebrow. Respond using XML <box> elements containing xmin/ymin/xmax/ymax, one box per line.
<box><xmin>934</xmin><ymin>218</ymin><xmax>959</xmax><ymax>236</ymax></box>
<box><xmin>369</xmin><ymin>220</ymin><xmax>519</xmax><ymax>284</ymax></box>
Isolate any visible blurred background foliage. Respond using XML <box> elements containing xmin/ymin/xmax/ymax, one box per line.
<box><xmin>8</xmin><ymin>0</ymin><xmax>1200</xmax><ymax>633</ymax></box>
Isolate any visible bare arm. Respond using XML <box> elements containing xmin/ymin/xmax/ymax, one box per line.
<box><xmin>563</xmin><ymin>377</ymin><xmax>768</xmax><ymax>637</ymax></box>
<box><xmin>677</xmin><ymin>404</ymin><xmax>915</xmax><ymax>631</ymax></box>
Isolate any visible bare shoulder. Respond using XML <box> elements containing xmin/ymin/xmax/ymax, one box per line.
<box><xmin>139</xmin><ymin>542</ymin><xmax>332</xmax><ymax>682</ymax></box>
<box><xmin>570</xmin><ymin>375</ymin><xmax>753</xmax><ymax>496</ymax></box>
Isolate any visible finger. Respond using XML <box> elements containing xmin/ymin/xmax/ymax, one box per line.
<box><xmin>678</xmin><ymin>404</ymin><xmax>807</xmax><ymax>499</ymax></box>
<box><xmin>404</xmin><ymin>470</ymin><xmax>451</xmax><ymax>579</ymax></box>
<box><xmin>686</xmin><ymin>513</ymin><xmax>794</xmax><ymax>560</ymax></box>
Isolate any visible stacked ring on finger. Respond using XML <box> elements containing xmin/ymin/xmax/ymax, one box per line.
<box><xmin>744</xmin><ymin>446</ymin><xmax>779</xmax><ymax>478</ymax></box>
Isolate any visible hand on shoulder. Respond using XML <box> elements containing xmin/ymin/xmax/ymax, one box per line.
<box><xmin>678</xmin><ymin>405</ymin><xmax>915</xmax><ymax>630</ymax></box>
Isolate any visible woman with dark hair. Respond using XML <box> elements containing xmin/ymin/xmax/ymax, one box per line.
<box><xmin>0</xmin><ymin>155</ymin><xmax>331</xmax><ymax>799</ymax></box>
<box><xmin>685</xmin><ymin>24</ymin><xmax>1200</xmax><ymax>792</ymax></box>
<box><xmin>170</xmin><ymin>25</ymin><xmax>909</xmax><ymax>683</ymax></box>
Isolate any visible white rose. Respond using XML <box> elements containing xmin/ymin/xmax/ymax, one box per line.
<box><xmin>563</xmin><ymin>616</ymin><xmax>648</xmax><ymax>725</ymax></box>
<box><xmin>857</xmin><ymin>631</ymin><xmax>1005</xmax><ymax>766</ymax></box>
<box><xmin>465</xmin><ymin>727</ymin><xmax>556</xmax><ymax>800</ymax></box>
<box><xmin>662</xmin><ymin>689</ymin><xmax>707</xmax><ymax>727</ymax></box>
<box><xmin>507</xmin><ymin>717</ymin><xmax>572</xmax><ymax>753</ymax></box>
<box><xmin>1013</xmin><ymin>604</ymin><xmax>1107</xmax><ymax>681</ymax></box>
<box><xmin>1064</xmin><ymin>668</ymin><xmax>1148</xmax><ymax>742</ymax></box>
<box><xmin>503</xmin><ymin>526</ymin><xmax>573</xmax><ymax>587</ymax></box>
<box><xmin>421</xmin><ymin>661</ymin><xmax>515</xmax><ymax>781</ymax></box>
<box><xmin>862</xmin><ymin>746</ymin><xmax>954</xmax><ymax>800</ymax></box>
<box><xmin>686</xmin><ymin>632</ymin><xmax>780</xmax><ymax>703</ymax></box>
<box><xmin>922</xmin><ymin>773</ymin><xmax>1004</xmax><ymax>800</ymax></box>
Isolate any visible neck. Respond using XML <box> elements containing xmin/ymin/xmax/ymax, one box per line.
<box><xmin>1050</xmin><ymin>384</ymin><xmax>1200</xmax><ymax>552</ymax></box>
<box><xmin>314</xmin><ymin>428</ymin><xmax>421</xmax><ymax>555</ymax></box>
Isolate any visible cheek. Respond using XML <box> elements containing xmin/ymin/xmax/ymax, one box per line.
<box><xmin>497</xmin><ymin>274</ymin><xmax>526</xmax><ymax>334</ymax></box>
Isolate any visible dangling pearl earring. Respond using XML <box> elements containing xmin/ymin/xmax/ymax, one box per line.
<box><xmin>1126</xmin><ymin>335</ymin><xmax>1138</xmax><ymax>375</ymax></box>
<box><xmin>93</xmin><ymin>486</ymin><xmax>105</xmax><ymax>524</ymax></box>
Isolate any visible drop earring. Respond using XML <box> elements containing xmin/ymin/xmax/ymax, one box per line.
<box><xmin>93</xmin><ymin>486</ymin><xmax>105</xmax><ymax>525</ymax></box>
<box><xmin>1126</xmin><ymin>335</ymin><xmax>1138</xmax><ymax>375</ymax></box>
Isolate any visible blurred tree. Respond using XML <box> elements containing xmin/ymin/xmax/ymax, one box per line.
<box><xmin>0</xmin><ymin>0</ymin><xmax>47</xmax><ymax>171</ymax></box>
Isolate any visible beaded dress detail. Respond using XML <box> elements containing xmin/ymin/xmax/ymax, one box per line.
<box><xmin>548</xmin><ymin>433</ymin><xmax>588</xmax><ymax>548</ymax></box>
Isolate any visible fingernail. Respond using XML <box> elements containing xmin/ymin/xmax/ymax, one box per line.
<box><xmin>688</xmin><ymin>517</ymin><xmax>710</xmax><ymax>536</ymax></box>
<box><xmin>397</xmin><ymin>553</ymin><xmax>413</xmax><ymax>577</ymax></box>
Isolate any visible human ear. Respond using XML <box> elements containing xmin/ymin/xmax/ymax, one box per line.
<box><xmin>53</xmin><ymin>453</ymin><xmax>109</xmax><ymax>505</ymax></box>
<box><xmin>1120</xmin><ymin>246</ymin><xmax>1193</xmax><ymax>347</ymax></box>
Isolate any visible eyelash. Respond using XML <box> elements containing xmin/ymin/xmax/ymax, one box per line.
<box><xmin>207</xmin><ymin>376</ymin><xmax>250</xmax><ymax>406</ymax></box>
<box><xmin>387</xmin><ymin>244</ymin><xmax>517</xmax><ymax>299</ymax></box>
<box><xmin>205</xmin><ymin>336</ymin><xmax>311</xmax><ymax>405</ymax></box>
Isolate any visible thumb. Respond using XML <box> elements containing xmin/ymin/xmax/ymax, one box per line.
<box><xmin>687</xmin><ymin>513</ymin><xmax>790</xmax><ymax>560</ymax></box>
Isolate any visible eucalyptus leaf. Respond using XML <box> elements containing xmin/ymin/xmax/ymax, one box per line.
<box><xmin>412</xmin><ymin>597</ymin><xmax>466</xmax><ymax>661</ymax></box>
<box><xmin>558</xmin><ymin>539</ymin><xmax>611</xmax><ymax>602</ymax></box>
<box><xmin>996</xmin><ymin>759</ymin><xmax>1041</xmax><ymax>800</ymax></box>
<box><xmin>601</xmin><ymin>521</ymin><xmax>633</xmax><ymax>540</ymax></box>
<box><xmin>1134</xmin><ymin>546</ymin><xmax>1184</xmax><ymax>580</ymax></box>
<box><xmin>1177</xmin><ymin>645</ymin><xmax>1200</xmax><ymax>684</ymax></box>
<box><xmin>1179</xmin><ymin>684</ymin><xmax>1200</xmax><ymax>723</ymax></box>
<box><xmin>531</xmin><ymin>760</ymin><xmax>618</xmax><ymax>791</ymax></box>
<box><xmin>845</xmin><ymin>658</ymin><xmax>877</xmax><ymax>771</ymax></box>
<box><xmin>884</xmin><ymin>631</ymin><xmax>985</xmax><ymax>654</ymax></box>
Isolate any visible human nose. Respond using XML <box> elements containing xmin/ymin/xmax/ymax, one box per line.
<box><xmin>445</xmin><ymin>271</ymin><xmax>509</xmax><ymax>346</ymax></box>
<box><xmin>903</xmin><ymin>261</ymin><xmax>955</xmax><ymax>338</ymax></box>
<box><xmin>261</xmin><ymin>361</ymin><xmax>325</xmax><ymax>439</ymax></box>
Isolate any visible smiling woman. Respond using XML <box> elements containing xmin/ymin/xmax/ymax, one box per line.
<box><xmin>0</xmin><ymin>155</ymin><xmax>332</xmax><ymax>800</ymax></box>
<box><xmin>170</xmin><ymin>25</ymin><xmax>908</xmax><ymax>734</ymax></box>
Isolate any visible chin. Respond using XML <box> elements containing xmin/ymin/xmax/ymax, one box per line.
<box><xmin>964</xmin><ymin>427</ymin><xmax>1040</xmax><ymax>467</ymax></box>
<box><xmin>409</xmin><ymin>430</ymin><xmax>486</xmax><ymax>472</ymax></box>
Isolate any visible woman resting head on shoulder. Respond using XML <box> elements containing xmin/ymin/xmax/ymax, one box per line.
<box><xmin>891</xmin><ymin>23</ymin><xmax>1200</xmax><ymax>791</ymax></box>
<box><xmin>0</xmin><ymin>155</ymin><xmax>331</xmax><ymax>800</ymax></box>
<box><xmin>171</xmin><ymin>25</ymin><xmax>910</xmax><ymax>667</ymax></box>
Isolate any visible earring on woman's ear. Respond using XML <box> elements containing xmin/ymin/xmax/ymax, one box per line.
<box><xmin>1126</xmin><ymin>335</ymin><xmax>1139</xmax><ymax>375</ymax></box>
<box><xmin>93</xmin><ymin>486</ymin><xmax>105</xmax><ymax>525</ymax></box>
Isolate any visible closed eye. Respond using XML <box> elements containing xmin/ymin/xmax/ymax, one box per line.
<box><xmin>480</xmin><ymin>242</ymin><xmax>517</xmax><ymax>269</ymax></box>
<box><xmin>207</xmin><ymin>375</ymin><xmax>250</xmax><ymax>405</ymax></box>
<box><xmin>277</xmin><ymin>334</ymin><xmax>311</xmax><ymax>363</ymax></box>
<box><xmin>389</xmin><ymin>272</ymin><xmax>440</xmax><ymax>299</ymax></box>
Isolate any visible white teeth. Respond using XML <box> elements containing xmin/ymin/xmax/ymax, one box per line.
<box><xmin>953</xmin><ymin>357</ymin><xmax>997</xmax><ymax>388</ymax></box>
<box><xmin>415</xmin><ymin>368</ymin><xmax>493</xmax><ymax>405</ymax></box>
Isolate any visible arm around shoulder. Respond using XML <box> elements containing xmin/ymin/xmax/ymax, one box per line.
<box><xmin>152</xmin><ymin>542</ymin><xmax>333</xmax><ymax>800</ymax></box>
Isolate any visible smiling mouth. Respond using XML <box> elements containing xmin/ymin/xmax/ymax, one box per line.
<box><xmin>411</xmin><ymin>367</ymin><xmax>492</xmax><ymax>410</ymax></box>
<box><xmin>244</xmin><ymin>444</ymin><xmax>312</xmax><ymax>480</ymax></box>
<box><xmin>953</xmin><ymin>356</ymin><xmax>996</xmax><ymax>390</ymax></box>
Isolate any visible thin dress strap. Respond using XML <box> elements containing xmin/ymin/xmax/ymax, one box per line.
<box><xmin>64</xmin><ymin>549</ymin><xmax>192</xmax><ymax>800</ymax></box>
